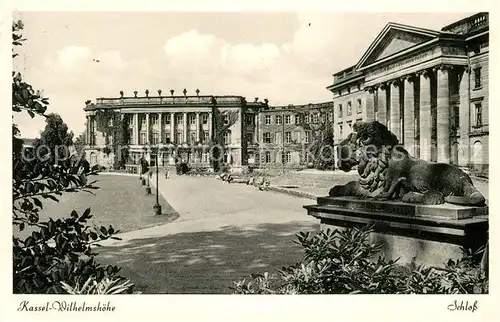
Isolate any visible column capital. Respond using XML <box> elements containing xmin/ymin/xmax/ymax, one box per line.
<box><xmin>401</xmin><ymin>74</ymin><xmax>418</xmax><ymax>83</ymax></box>
<box><xmin>389</xmin><ymin>79</ymin><xmax>402</xmax><ymax>87</ymax></box>
<box><xmin>416</xmin><ymin>69</ymin><xmax>433</xmax><ymax>79</ymax></box>
<box><xmin>364</xmin><ymin>86</ymin><xmax>375</xmax><ymax>94</ymax></box>
<box><xmin>379</xmin><ymin>83</ymin><xmax>388</xmax><ymax>91</ymax></box>
<box><xmin>435</xmin><ymin>63</ymin><xmax>454</xmax><ymax>73</ymax></box>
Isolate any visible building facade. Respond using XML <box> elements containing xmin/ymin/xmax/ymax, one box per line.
<box><xmin>257</xmin><ymin>102</ymin><xmax>334</xmax><ymax>168</ymax></box>
<box><xmin>84</xmin><ymin>93</ymin><xmax>334</xmax><ymax>171</ymax></box>
<box><xmin>328</xmin><ymin>12</ymin><xmax>489</xmax><ymax>171</ymax></box>
<box><xmin>84</xmin><ymin>92</ymin><xmax>266</xmax><ymax>171</ymax></box>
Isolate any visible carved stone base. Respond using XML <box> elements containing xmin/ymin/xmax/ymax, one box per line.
<box><xmin>304</xmin><ymin>197</ymin><xmax>488</xmax><ymax>267</ymax></box>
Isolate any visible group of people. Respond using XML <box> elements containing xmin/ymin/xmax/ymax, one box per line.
<box><xmin>219</xmin><ymin>173</ymin><xmax>234</xmax><ymax>183</ymax></box>
<box><xmin>219</xmin><ymin>173</ymin><xmax>270</xmax><ymax>191</ymax></box>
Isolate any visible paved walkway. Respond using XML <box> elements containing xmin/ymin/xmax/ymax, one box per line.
<box><xmin>97</xmin><ymin>169</ymin><xmax>319</xmax><ymax>293</ymax></box>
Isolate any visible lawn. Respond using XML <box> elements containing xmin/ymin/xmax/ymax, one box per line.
<box><xmin>14</xmin><ymin>174</ymin><xmax>177</xmax><ymax>240</ymax></box>
<box><xmin>268</xmin><ymin>170</ymin><xmax>489</xmax><ymax>201</ymax></box>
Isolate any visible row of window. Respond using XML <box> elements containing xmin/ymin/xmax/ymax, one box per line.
<box><xmin>335</xmin><ymin>84</ymin><xmax>362</xmax><ymax>97</ymax></box>
<box><xmin>263</xmin><ymin>151</ymin><xmax>293</xmax><ymax>163</ymax></box>
<box><xmin>338</xmin><ymin>99</ymin><xmax>363</xmax><ymax>119</ymax></box>
<box><xmin>127</xmin><ymin>152</ymin><xmax>212</xmax><ymax>165</ymax></box>
<box><xmin>264</xmin><ymin>112</ymin><xmax>333</xmax><ymax>125</ymax></box>
<box><xmin>124</xmin><ymin>113</ymin><xmax>211</xmax><ymax>127</ymax></box>
<box><xmin>262</xmin><ymin>131</ymin><xmax>310</xmax><ymax>144</ymax></box>
<box><xmin>126</xmin><ymin>129</ymin><xmax>234</xmax><ymax>146</ymax></box>
<box><xmin>337</xmin><ymin>119</ymin><xmax>362</xmax><ymax>140</ymax></box>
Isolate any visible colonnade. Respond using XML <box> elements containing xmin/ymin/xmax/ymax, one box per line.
<box><xmin>364</xmin><ymin>64</ymin><xmax>463</xmax><ymax>163</ymax></box>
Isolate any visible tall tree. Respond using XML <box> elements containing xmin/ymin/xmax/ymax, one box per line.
<box><xmin>12</xmin><ymin>20</ymin><xmax>129</xmax><ymax>294</ymax></box>
<box><xmin>295</xmin><ymin>109</ymin><xmax>335</xmax><ymax>170</ymax></box>
<box><xmin>35</xmin><ymin>113</ymin><xmax>74</xmax><ymax>152</ymax></box>
<box><xmin>73</xmin><ymin>130</ymin><xmax>86</xmax><ymax>156</ymax></box>
<box><xmin>209</xmin><ymin>101</ymin><xmax>239</xmax><ymax>172</ymax></box>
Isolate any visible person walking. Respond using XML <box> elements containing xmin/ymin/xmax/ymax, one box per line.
<box><xmin>165</xmin><ymin>168</ymin><xmax>170</xmax><ymax>179</ymax></box>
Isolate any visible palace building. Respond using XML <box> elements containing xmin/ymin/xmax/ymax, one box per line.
<box><xmin>84</xmin><ymin>93</ymin><xmax>333</xmax><ymax>170</ymax></box>
<box><xmin>83</xmin><ymin>92</ymin><xmax>266</xmax><ymax>171</ymax></box>
<box><xmin>328</xmin><ymin>12</ymin><xmax>489</xmax><ymax>172</ymax></box>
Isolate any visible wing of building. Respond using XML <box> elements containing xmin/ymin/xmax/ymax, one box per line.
<box><xmin>327</xmin><ymin>12</ymin><xmax>488</xmax><ymax>172</ymax></box>
<box><xmin>83</xmin><ymin>93</ymin><xmax>270</xmax><ymax>172</ymax></box>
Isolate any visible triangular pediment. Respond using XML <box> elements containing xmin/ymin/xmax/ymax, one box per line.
<box><xmin>356</xmin><ymin>23</ymin><xmax>440</xmax><ymax>70</ymax></box>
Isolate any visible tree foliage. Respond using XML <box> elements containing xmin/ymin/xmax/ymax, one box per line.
<box><xmin>295</xmin><ymin>109</ymin><xmax>335</xmax><ymax>170</ymax></box>
<box><xmin>12</xmin><ymin>20</ymin><xmax>130</xmax><ymax>294</ymax></box>
<box><xmin>73</xmin><ymin>129</ymin><xmax>86</xmax><ymax>157</ymax></box>
<box><xmin>209</xmin><ymin>102</ymin><xmax>239</xmax><ymax>172</ymax></box>
<box><xmin>34</xmin><ymin>113</ymin><xmax>74</xmax><ymax>156</ymax></box>
<box><xmin>94</xmin><ymin>109</ymin><xmax>130</xmax><ymax>170</ymax></box>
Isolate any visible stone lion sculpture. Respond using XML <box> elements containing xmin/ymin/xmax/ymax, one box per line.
<box><xmin>329</xmin><ymin>121</ymin><xmax>486</xmax><ymax>206</ymax></box>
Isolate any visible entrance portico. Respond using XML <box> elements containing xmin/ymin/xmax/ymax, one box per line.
<box><xmin>358</xmin><ymin>23</ymin><xmax>469</xmax><ymax>163</ymax></box>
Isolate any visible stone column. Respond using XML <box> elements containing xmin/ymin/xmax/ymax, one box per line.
<box><xmin>364</xmin><ymin>88</ymin><xmax>375</xmax><ymax>122</ymax></box>
<box><xmin>377</xmin><ymin>85</ymin><xmax>387</xmax><ymax>126</ymax></box>
<box><xmin>403</xmin><ymin>76</ymin><xmax>416</xmax><ymax>155</ymax></box>
<box><xmin>86</xmin><ymin>116</ymin><xmax>90</xmax><ymax>145</ymax></box>
<box><xmin>436</xmin><ymin>65</ymin><xmax>451</xmax><ymax>163</ymax></box>
<box><xmin>170</xmin><ymin>113</ymin><xmax>175</xmax><ymax>144</ymax></box>
<box><xmin>390</xmin><ymin>80</ymin><xmax>401</xmax><ymax>141</ymax></box>
<box><xmin>458</xmin><ymin>67</ymin><xmax>470</xmax><ymax>166</ymax></box>
<box><xmin>145</xmin><ymin>113</ymin><xmax>150</xmax><ymax>145</ymax></box>
<box><xmin>254</xmin><ymin>114</ymin><xmax>259</xmax><ymax>144</ymax></box>
<box><xmin>158</xmin><ymin>113</ymin><xmax>162</xmax><ymax>143</ymax></box>
<box><xmin>419</xmin><ymin>70</ymin><xmax>432</xmax><ymax>161</ymax></box>
<box><xmin>208</xmin><ymin>112</ymin><xmax>213</xmax><ymax>140</ymax></box>
<box><xmin>134</xmin><ymin>113</ymin><xmax>139</xmax><ymax>145</ymax></box>
<box><xmin>183</xmin><ymin>113</ymin><xmax>188</xmax><ymax>143</ymax></box>
<box><xmin>196</xmin><ymin>112</ymin><xmax>200</xmax><ymax>142</ymax></box>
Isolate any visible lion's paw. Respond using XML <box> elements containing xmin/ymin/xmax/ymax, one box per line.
<box><xmin>329</xmin><ymin>185</ymin><xmax>345</xmax><ymax>197</ymax></box>
<box><xmin>372</xmin><ymin>192</ymin><xmax>390</xmax><ymax>201</ymax></box>
<box><xmin>401</xmin><ymin>192</ymin><xmax>423</xmax><ymax>204</ymax></box>
<box><xmin>422</xmin><ymin>191</ymin><xmax>445</xmax><ymax>205</ymax></box>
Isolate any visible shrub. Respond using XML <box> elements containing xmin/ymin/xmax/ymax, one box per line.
<box><xmin>231</xmin><ymin>225</ymin><xmax>488</xmax><ymax>295</ymax></box>
<box><xmin>61</xmin><ymin>277</ymin><xmax>135</xmax><ymax>295</ymax></box>
<box><xmin>175</xmin><ymin>162</ymin><xmax>190</xmax><ymax>175</ymax></box>
<box><xmin>220</xmin><ymin>163</ymin><xmax>231</xmax><ymax>173</ymax></box>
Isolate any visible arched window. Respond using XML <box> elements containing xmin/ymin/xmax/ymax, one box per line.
<box><xmin>451</xmin><ymin>142</ymin><xmax>459</xmax><ymax>165</ymax></box>
<box><xmin>224</xmin><ymin>130</ymin><xmax>232</xmax><ymax>145</ymax></box>
<box><xmin>265</xmin><ymin>151</ymin><xmax>271</xmax><ymax>163</ymax></box>
<box><xmin>472</xmin><ymin>141</ymin><xmax>483</xmax><ymax>166</ymax></box>
<box><xmin>90</xmin><ymin>152</ymin><xmax>97</xmax><ymax>165</ymax></box>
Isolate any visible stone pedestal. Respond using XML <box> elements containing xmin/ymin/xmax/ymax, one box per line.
<box><xmin>304</xmin><ymin>196</ymin><xmax>488</xmax><ymax>267</ymax></box>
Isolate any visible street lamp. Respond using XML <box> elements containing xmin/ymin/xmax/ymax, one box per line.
<box><xmin>153</xmin><ymin>145</ymin><xmax>162</xmax><ymax>215</ymax></box>
<box><xmin>145</xmin><ymin>145</ymin><xmax>152</xmax><ymax>194</ymax></box>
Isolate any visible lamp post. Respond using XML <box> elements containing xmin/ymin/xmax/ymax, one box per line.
<box><xmin>153</xmin><ymin>145</ymin><xmax>162</xmax><ymax>215</ymax></box>
<box><xmin>145</xmin><ymin>145</ymin><xmax>152</xmax><ymax>194</ymax></box>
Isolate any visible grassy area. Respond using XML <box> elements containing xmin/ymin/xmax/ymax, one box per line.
<box><xmin>267</xmin><ymin>170</ymin><xmax>489</xmax><ymax>200</ymax></box>
<box><xmin>14</xmin><ymin>174</ymin><xmax>177</xmax><ymax>240</ymax></box>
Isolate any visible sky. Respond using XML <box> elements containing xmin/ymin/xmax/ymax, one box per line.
<box><xmin>12</xmin><ymin>11</ymin><xmax>474</xmax><ymax>139</ymax></box>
